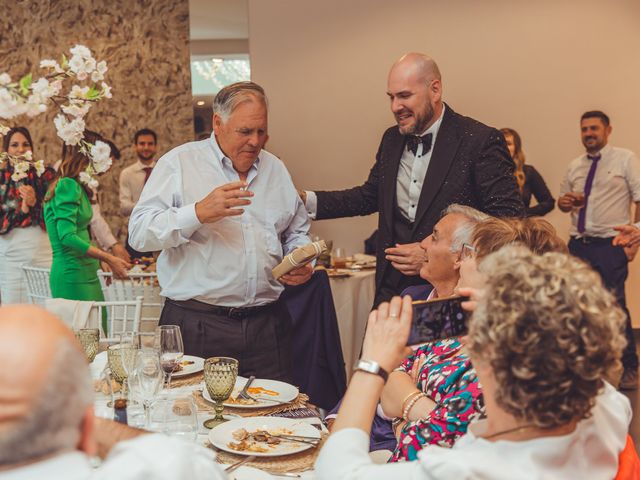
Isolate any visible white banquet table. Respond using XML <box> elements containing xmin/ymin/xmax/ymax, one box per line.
<box><xmin>327</xmin><ymin>270</ymin><xmax>376</xmax><ymax>380</ymax></box>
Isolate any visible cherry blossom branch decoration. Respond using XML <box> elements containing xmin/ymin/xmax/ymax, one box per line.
<box><xmin>0</xmin><ymin>45</ymin><xmax>113</xmax><ymax>187</ymax></box>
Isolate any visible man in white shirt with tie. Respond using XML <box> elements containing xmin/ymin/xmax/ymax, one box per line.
<box><xmin>558</xmin><ymin>110</ymin><xmax>640</xmax><ymax>389</ymax></box>
<box><xmin>119</xmin><ymin>128</ymin><xmax>157</xmax><ymax>259</ymax></box>
<box><xmin>129</xmin><ymin>82</ymin><xmax>312</xmax><ymax>382</ymax></box>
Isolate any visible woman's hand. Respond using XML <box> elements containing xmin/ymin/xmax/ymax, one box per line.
<box><xmin>18</xmin><ymin>185</ymin><xmax>36</xmax><ymax>213</ymax></box>
<box><xmin>457</xmin><ymin>286</ymin><xmax>484</xmax><ymax>312</ymax></box>
<box><xmin>361</xmin><ymin>296</ymin><xmax>413</xmax><ymax>372</ymax></box>
<box><xmin>107</xmin><ymin>255</ymin><xmax>131</xmax><ymax>280</ymax></box>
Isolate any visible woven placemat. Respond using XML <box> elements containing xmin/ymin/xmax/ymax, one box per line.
<box><xmin>170</xmin><ymin>372</ymin><xmax>204</xmax><ymax>388</ymax></box>
<box><xmin>193</xmin><ymin>389</ymin><xmax>310</xmax><ymax>417</ymax></box>
<box><xmin>209</xmin><ymin>434</ymin><xmax>327</xmax><ymax>474</ymax></box>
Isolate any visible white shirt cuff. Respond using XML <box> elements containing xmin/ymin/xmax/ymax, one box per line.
<box><xmin>305</xmin><ymin>191</ymin><xmax>318</xmax><ymax>220</ymax></box>
<box><xmin>177</xmin><ymin>203</ymin><xmax>203</xmax><ymax>231</ymax></box>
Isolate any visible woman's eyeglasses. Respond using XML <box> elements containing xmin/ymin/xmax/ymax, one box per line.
<box><xmin>459</xmin><ymin>243</ymin><xmax>476</xmax><ymax>261</ymax></box>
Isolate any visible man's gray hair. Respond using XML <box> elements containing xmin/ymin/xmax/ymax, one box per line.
<box><xmin>0</xmin><ymin>339</ymin><xmax>93</xmax><ymax>466</ymax></box>
<box><xmin>213</xmin><ymin>81</ymin><xmax>268</xmax><ymax>123</ymax></box>
<box><xmin>441</xmin><ymin>204</ymin><xmax>490</xmax><ymax>253</ymax></box>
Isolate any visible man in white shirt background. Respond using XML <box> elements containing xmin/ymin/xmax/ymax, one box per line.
<box><xmin>0</xmin><ymin>305</ymin><xmax>225</xmax><ymax>480</ymax></box>
<box><xmin>558</xmin><ymin>110</ymin><xmax>640</xmax><ymax>389</ymax></box>
<box><xmin>129</xmin><ymin>82</ymin><xmax>312</xmax><ymax>382</ymax></box>
<box><xmin>119</xmin><ymin>128</ymin><xmax>158</xmax><ymax>259</ymax></box>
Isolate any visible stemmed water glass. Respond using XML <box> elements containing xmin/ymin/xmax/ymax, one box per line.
<box><xmin>75</xmin><ymin>328</ymin><xmax>100</xmax><ymax>362</ymax></box>
<box><xmin>154</xmin><ymin>325</ymin><xmax>184</xmax><ymax>389</ymax></box>
<box><xmin>203</xmin><ymin>357</ymin><xmax>238</xmax><ymax>429</ymax></box>
<box><xmin>129</xmin><ymin>349</ymin><xmax>164</xmax><ymax>428</ymax></box>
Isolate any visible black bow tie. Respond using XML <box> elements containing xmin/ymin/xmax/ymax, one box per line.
<box><xmin>406</xmin><ymin>133</ymin><xmax>433</xmax><ymax>156</ymax></box>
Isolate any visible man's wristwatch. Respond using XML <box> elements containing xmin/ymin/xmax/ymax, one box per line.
<box><xmin>354</xmin><ymin>359</ymin><xmax>389</xmax><ymax>383</ymax></box>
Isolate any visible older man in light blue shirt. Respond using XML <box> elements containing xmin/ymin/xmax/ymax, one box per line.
<box><xmin>129</xmin><ymin>82</ymin><xmax>311</xmax><ymax>381</ymax></box>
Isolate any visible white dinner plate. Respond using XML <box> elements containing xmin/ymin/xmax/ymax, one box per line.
<box><xmin>202</xmin><ymin>376</ymin><xmax>299</xmax><ymax>409</ymax></box>
<box><xmin>172</xmin><ymin>355</ymin><xmax>205</xmax><ymax>378</ymax></box>
<box><xmin>221</xmin><ymin>465</ymin><xmax>273</xmax><ymax>479</ymax></box>
<box><xmin>209</xmin><ymin>416</ymin><xmax>320</xmax><ymax>457</ymax></box>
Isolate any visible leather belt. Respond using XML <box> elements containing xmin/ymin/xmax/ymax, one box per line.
<box><xmin>166</xmin><ymin>298</ymin><xmax>276</xmax><ymax>319</ymax></box>
<box><xmin>570</xmin><ymin>236</ymin><xmax>614</xmax><ymax>245</ymax></box>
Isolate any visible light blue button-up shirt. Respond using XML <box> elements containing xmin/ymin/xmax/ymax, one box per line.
<box><xmin>128</xmin><ymin>134</ymin><xmax>310</xmax><ymax>307</ymax></box>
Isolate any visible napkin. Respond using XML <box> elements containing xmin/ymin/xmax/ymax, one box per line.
<box><xmin>272</xmin><ymin>240</ymin><xmax>328</xmax><ymax>279</ymax></box>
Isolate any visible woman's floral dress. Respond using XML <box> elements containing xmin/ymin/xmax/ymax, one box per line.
<box><xmin>390</xmin><ymin>337</ymin><xmax>485</xmax><ymax>462</ymax></box>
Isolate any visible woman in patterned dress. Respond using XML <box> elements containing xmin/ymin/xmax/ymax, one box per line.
<box><xmin>381</xmin><ymin>216</ymin><xmax>567</xmax><ymax>462</ymax></box>
<box><xmin>0</xmin><ymin>127</ymin><xmax>56</xmax><ymax>304</ymax></box>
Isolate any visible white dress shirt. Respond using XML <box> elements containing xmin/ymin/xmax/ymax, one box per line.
<box><xmin>315</xmin><ymin>382</ymin><xmax>630</xmax><ymax>479</ymax></box>
<box><xmin>128</xmin><ymin>134</ymin><xmax>310</xmax><ymax>307</ymax></box>
<box><xmin>0</xmin><ymin>433</ymin><xmax>225</xmax><ymax>480</ymax></box>
<box><xmin>304</xmin><ymin>106</ymin><xmax>445</xmax><ymax>221</ymax></box>
<box><xmin>560</xmin><ymin>144</ymin><xmax>640</xmax><ymax>237</ymax></box>
<box><xmin>119</xmin><ymin>159</ymin><xmax>156</xmax><ymax>216</ymax></box>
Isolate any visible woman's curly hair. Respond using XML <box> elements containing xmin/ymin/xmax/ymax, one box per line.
<box><xmin>468</xmin><ymin>246</ymin><xmax>627</xmax><ymax>428</ymax></box>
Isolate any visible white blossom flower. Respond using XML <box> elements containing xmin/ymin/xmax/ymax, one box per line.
<box><xmin>68</xmin><ymin>55</ymin><xmax>86</xmax><ymax>74</ymax></box>
<box><xmin>54</xmin><ymin>114</ymin><xmax>85</xmax><ymax>145</ymax></box>
<box><xmin>0</xmin><ymin>88</ymin><xmax>26</xmax><ymax>119</ymax></box>
<box><xmin>76</xmin><ymin>70</ymin><xmax>88</xmax><ymax>81</ymax></box>
<box><xmin>69</xmin><ymin>85</ymin><xmax>90</xmax><ymax>99</ymax></box>
<box><xmin>101</xmin><ymin>82</ymin><xmax>112</xmax><ymax>99</ymax></box>
<box><xmin>70</xmin><ymin>44</ymin><xmax>92</xmax><ymax>59</ymax></box>
<box><xmin>91</xmin><ymin>70</ymin><xmax>103</xmax><ymax>83</ymax></box>
<box><xmin>0</xmin><ymin>73</ymin><xmax>11</xmax><ymax>86</ymax></box>
<box><xmin>34</xmin><ymin>159</ymin><xmax>45</xmax><ymax>176</ymax></box>
<box><xmin>90</xmin><ymin>141</ymin><xmax>113</xmax><ymax>173</ymax></box>
<box><xmin>24</xmin><ymin>95</ymin><xmax>47</xmax><ymax>117</ymax></box>
<box><xmin>96</xmin><ymin>61</ymin><xmax>108</xmax><ymax>76</ymax></box>
<box><xmin>23</xmin><ymin>151</ymin><xmax>32</xmax><ymax>160</ymax></box>
<box><xmin>39</xmin><ymin>59</ymin><xmax>64</xmax><ymax>73</ymax></box>
<box><xmin>31</xmin><ymin>78</ymin><xmax>58</xmax><ymax>100</ymax></box>
<box><xmin>61</xmin><ymin>102</ymin><xmax>90</xmax><ymax>118</ymax></box>
<box><xmin>0</xmin><ymin>124</ymin><xmax>9</xmax><ymax>136</ymax></box>
<box><xmin>84</xmin><ymin>57</ymin><xmax>96</xmax><ymax>73</ymax></box>
<box><xmin>78</xmin><ymin>170</ymin><xmax>99</xmax><ymax>189</ymax></box>
<box><xmin>11</xmin><ymin>161</ymin><xmax>30</xmax><ymax>182</ymax></box>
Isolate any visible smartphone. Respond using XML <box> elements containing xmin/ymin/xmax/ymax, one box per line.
<box><xmin>406</xmin><ymin>295</ymin><xmax>470</xmax><ymax>346</ymax></box>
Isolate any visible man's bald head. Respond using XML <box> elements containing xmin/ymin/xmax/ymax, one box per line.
<box><xmin>387</xmin><ymin>53</ymin><xmax>443</xmax><ymax>135</ymax></box>
<box><xmin>390</xmin><ymin>53</ymin><xmax>442</xmax><ymax>84</ymax></box>
<box><xmin>0</xmin><ymin>306</ymin><xmax>92</xmax><ymax>466</ymax></box>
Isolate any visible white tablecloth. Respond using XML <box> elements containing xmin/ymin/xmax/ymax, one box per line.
<box><xmin>328</xmin><ymin>270</ymin><xmax>376</xmax><ymax>380</ymax></box>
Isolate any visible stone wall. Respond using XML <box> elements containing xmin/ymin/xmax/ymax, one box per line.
<box><xmin>0</xmin><ymin>0</ymin><xmax>193</xmax><ymax>240</ymax></box>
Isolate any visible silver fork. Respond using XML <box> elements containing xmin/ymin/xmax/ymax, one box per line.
<box><xmin>224</xmin><ymin>455</ymin><xmax>256</xmax><ymax>473</ymax></box>
<box><xmin>238</xmin><ymin>375</ymin><xmax>255</xmax><ymax>401</ymax></box>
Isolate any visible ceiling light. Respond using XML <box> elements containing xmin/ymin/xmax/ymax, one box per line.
<box><xmin>196</xmin><ymin>100</ymin><xmax>205</xmax><ymax>106</ymax></box>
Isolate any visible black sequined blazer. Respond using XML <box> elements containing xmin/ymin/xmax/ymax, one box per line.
<box><xmin>315</xmin><ymin>104</ymin><xmax>524</xmax><ymax>301</ymax></box>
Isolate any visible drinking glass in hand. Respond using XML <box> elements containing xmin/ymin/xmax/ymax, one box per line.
<box><xmin>129</xmin><ymin>349</ymin><xmax>164</xmax><ymax>428</ymax></box>
<box><xmin>75</xmin><ymin>328</ymin><xmax>99</xmax><ymax>363</ymax></box>
<box><xmin>203</xmin><ymin>357</ymin><xmax>238</xmax><ymax>429</ymax></box>
<box><xmin>154</xmin><ymin>325</ymin><xmax>184</xmax><ymax>389</ymax></box>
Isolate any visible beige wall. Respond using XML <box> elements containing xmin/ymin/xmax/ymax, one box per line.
<box><xmin>248</xmin><ymin>0</ymin><xmax>640</xmax><ymax>324</ymax></box>
<box><xmin>0</xmin><ymin>0</ymin><xmax>193</xmax><ymax>240</ymax></box>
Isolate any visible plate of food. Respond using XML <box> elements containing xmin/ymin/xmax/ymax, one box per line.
<box><xmin>202</xmin><ymin>376</ymin><xmax>299</xmax><ymax>409</ymax></box>
<box><xmin>171</xmin><ymin>355</ymin><xmax>205</xmax><ymax>378</ymax></box>
<box><xmin>326</xmin><ymin>268</ymin><xmax>352</xmax><ymax>278</ymax></box>
<box><xmin>209</xmin><ymin>416</ymin><xmax>320</xmax><ymax>457</ymax></box>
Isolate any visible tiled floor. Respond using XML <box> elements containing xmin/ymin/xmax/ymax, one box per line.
<box><xmin>622</xmin><ymin>336</ymin><xmax>640</xmax><ymax>450</ymax></box>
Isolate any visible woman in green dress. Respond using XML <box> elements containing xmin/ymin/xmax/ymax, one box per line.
<box><xmin>44</xmin><ymin>131</ymin><xmax>130</xmax><ymax>302</ymax></box>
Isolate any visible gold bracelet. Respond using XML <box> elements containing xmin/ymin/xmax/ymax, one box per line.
<box><xmin>400</xmin><ymin>391</ymin><xmax>421</xmax><ymax>419</ymax></box>
<box><xmin>402</xmin><ymin>392</ymin><xmax>427</xmax><ymax>421</ymax></box>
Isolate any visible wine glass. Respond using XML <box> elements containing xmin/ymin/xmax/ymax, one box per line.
<box><xmin>129</xmin><ymin>349</ymin><xmax>164</xmax><ymax>428</ymax></box>
<box><xmin>148</xmin><ymin>395</ymin><xmax>198</xmax><ymax>441</ymax></box>
<box><xmin>154</xmin><ymin>325</ymin><xmax>184</xmax><ymax>389</ymax></box>
<box><xmin>107</xmin><ymin>343</ymin><xmax>137</xmax><ymax>399</ymax></box>
<box><xmin>75</xmin><ymin>328</ymin><xmax>99</xmax><ymax>362</ymax></box>
<box><xmin>203</xmin><ymin>357</ymin><xmax>238</xmax><ymax>429</ymax></box>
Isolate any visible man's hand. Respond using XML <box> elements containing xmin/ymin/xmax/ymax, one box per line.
<box><xmin>557</xmin><ymin>192</ymin><xmax>584</xmax><ymax>212</ymax></box>
<box><xmin>111</xmin><ymin>243</ymin><xmax>132</xmax><ymax>263</ymax></box>
<box><xmin>107</xmin><ymin>255</ymin><xmax>131</xmax><ymax>279</ymax></box>
<box><xmin>625</xmin><ymin>244</ymin><xmax>639</xmax><ymax>262</ymax></box>
<box><xmin>194</xmin><ymin>181</ymin><xmax>253</xmax><ymax>224</ymax></box>
<box><xmin>613</xmin><ymin>225</ymin><xmax>640</xmax><ymax>248</ymax></box>
<box><xmin>280</xmin><ymin>263</ymin><xmax>313</xmax><ymax>286</ymax></box>
<box><xmin>385</xmin><ymin>242</ymin><xmax>426</xmax><ymax>276</ymax></box>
